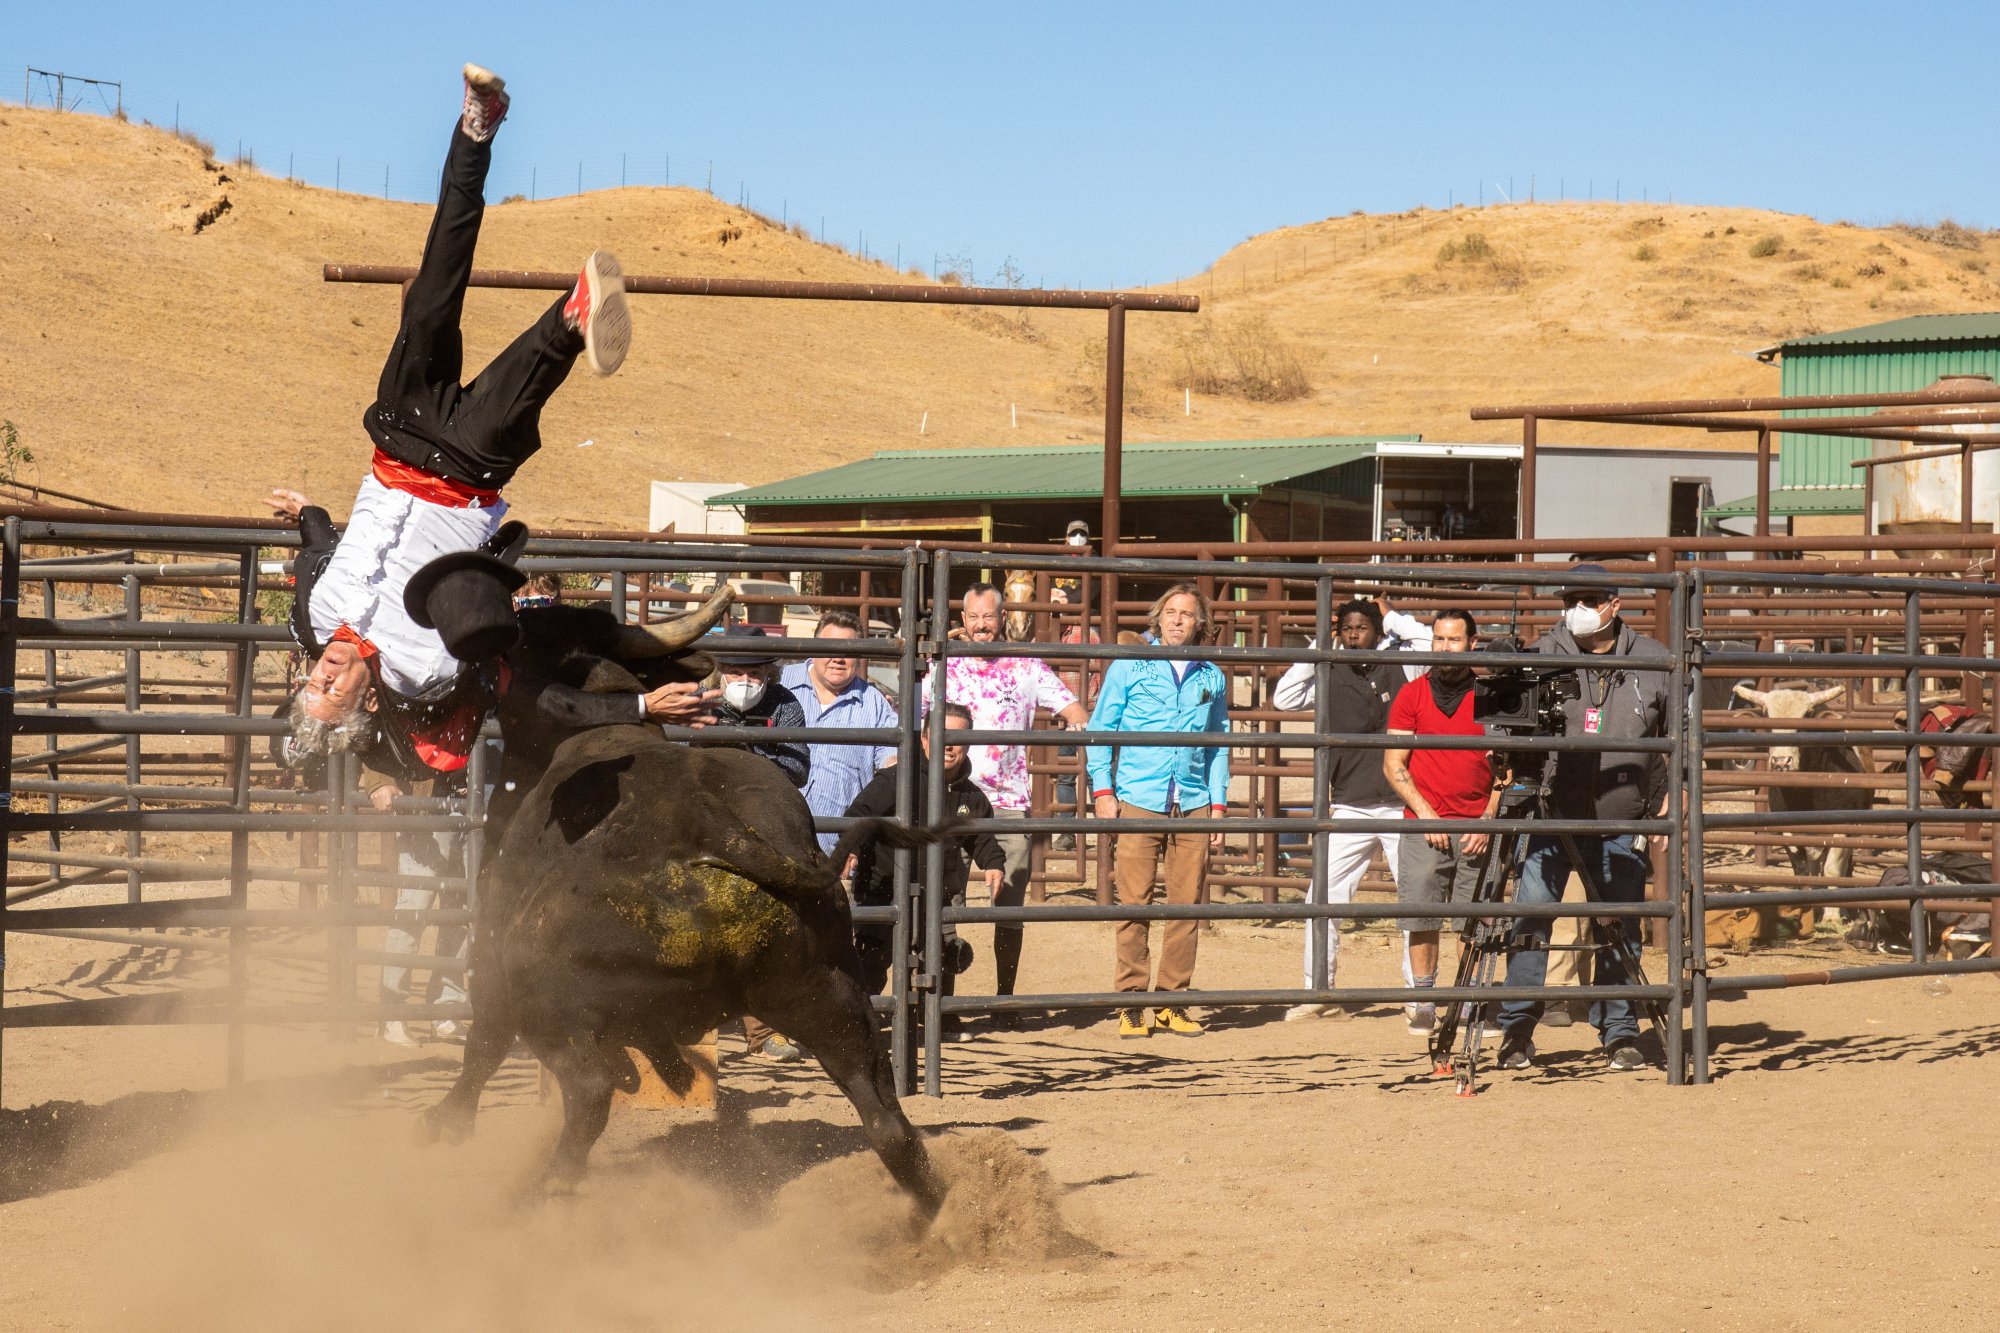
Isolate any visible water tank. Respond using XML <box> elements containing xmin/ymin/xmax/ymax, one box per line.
<box><xmin>1874</xmin><ymin>374</ymin><xmax>2000</xmax><ymax>537</ymax></box>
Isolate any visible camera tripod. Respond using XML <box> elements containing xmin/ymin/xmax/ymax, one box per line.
<box><xmin>1427</xmin><ymin>768</ymin><xmax>1667</xmax><ymax>1097</ymax></box>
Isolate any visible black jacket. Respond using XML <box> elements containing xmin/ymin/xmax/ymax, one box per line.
<box><xmin>1533</xmin><ymin>618</ymin><xmax>1673</xmax><ymax>821</ymax></box>
<box><xmin>842</xmin><ymin>755</ymin><xmax>1005</xmax><ymax>906</ymax></box>
<box><xmin>713</xmin><ymin>687</ymin><xmax>810</xmax><ymax>789</ymax></box>
<box><xmin>287</xmin><ymin>504</ymin><xmax>341</xmax><ymax>657</ymax></box>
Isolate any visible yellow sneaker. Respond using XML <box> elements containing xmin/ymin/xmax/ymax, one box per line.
<box><xmin>1116</xmin><ymin>1008</ymin><xmax>1152</xmax><ymax>1039</ymax></box>
<box><xmin>1154</xmin><ymin>1005</ymin><xmax>1205</xmax><ymax>1037</ymax></box>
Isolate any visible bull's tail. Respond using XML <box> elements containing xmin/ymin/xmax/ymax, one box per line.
<box><xmin>826</xmin><ymin>817</ymin><xmax>968</xmax><ymax>873</ymax></box>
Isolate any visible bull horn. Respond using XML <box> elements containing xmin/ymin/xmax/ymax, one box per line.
<box><xmin>614</xmin><ymin>585</ymin><xmax>735</xmax><ymax>657</ymax></box>
<box><xmin>1807</xmin><ymin>684</ymin><xmax>1847</xmax><ymax>709</ymax></box>
<box><xmin>1733</xmin><ymin>684</ymin><xmax>1770</xmax><ymax>707</ymax></box>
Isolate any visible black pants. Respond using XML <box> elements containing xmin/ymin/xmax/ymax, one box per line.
<box><xmin>362</xmin><ymin>123</ymin><xmax>584</xmax><ymax>490</ymax></box>
<box><xmin>853</xmin><ymin>879</ymin><xmax>963</xmax><ymax>1000</ymax></box>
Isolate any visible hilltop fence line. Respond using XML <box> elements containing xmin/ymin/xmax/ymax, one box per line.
<box><xmin>15</xmin><ymin>69</ymin><xmax>1707</xmax><ymax>295</ymax></box>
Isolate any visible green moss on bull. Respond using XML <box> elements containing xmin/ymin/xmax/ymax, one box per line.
<box><xmin>612</xmin><ymin>862</ymin><xmax>791</xmax><ymax>968</ymax></box>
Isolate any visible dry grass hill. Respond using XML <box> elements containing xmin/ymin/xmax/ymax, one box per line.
<box><xmin>5</xmin><ymin>104</ymin><xmax>1999</xmax><ymax>528</ymax></box>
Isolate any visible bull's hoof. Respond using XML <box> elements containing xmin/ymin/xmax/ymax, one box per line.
<box><xmin>419</xmin><ymin>1101</ymin><xmax>476</xmax><ymax>1147</ymax></box>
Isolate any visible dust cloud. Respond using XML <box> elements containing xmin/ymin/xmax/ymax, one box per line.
<box><xmin>78</xmin><ymin>1092</ymin><xmax>1093</xmax><ymax>1332</ymax></box>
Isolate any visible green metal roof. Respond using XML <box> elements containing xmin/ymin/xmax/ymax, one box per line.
<box><xmin>706</xmin><ymin>437</ymin><xmax>1416</xmax><ymax>508</ymax></box>
<box><xmin>1704</xmin><ymin>485</ymin><xmax>1864</xmax><ymax>519</ymax></box>
<box><xmin>1760</xmin><ymin>312</ymin><xmax>2000</xmax><ymax>358</ymax></box>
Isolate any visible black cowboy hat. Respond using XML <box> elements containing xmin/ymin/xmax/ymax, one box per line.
<box><xmin>706</xmin><ymin>623</ymin><xmax>778</xmax><ymax>667</ymax></box>
<box><xmin>405</xmin><ymin>549</ymin><xmax>528</xmax><ymax>662</ymax></box>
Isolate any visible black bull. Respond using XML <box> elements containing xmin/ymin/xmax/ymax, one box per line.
<box><xmin>418</xmin><ymin>594</ymin><xmax>943</xmax><ymax>1213</ymax></box>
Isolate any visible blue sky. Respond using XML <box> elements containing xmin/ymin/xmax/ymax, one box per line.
<box><xmin>10</xmin><ymin>2</ymin><xmax>1996</xmax><ymax>289</ymax></box>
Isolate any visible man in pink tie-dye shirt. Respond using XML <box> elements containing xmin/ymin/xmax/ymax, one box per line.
<box><xmin>923</xmin><ymin>584</ymin><xmax>1089</xmax><ymax>1012</ymax></box>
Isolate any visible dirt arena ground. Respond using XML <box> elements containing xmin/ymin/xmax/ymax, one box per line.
<box><xmin>3</xmin><ymin>907</ymin><xmax>1995</xmax><ymax>1332</ymax></box>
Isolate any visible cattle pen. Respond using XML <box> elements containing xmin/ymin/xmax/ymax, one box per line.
<box><xmin>3</xmin><ymin>510</ymin><xmax>2000</xmax><ymax>1102</ymax></box>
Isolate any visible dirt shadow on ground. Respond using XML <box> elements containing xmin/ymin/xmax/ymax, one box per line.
<box><xmin>933</xmin><ymin>1036</ymin><xmax>1390</xmax><ymax>1101</ymax></box>
<box><xmin>1708</xmin><ymin>1020</ymin><xmax>2000</xmax><ymax>1074</ymax></box>
<box><xmin>0</xmin><ymin>1056</ymin><xmax>454</xmax><ymax>1204</ymax></box>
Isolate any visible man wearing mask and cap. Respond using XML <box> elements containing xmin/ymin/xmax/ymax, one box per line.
<box><xmin>706</xmin><ymin>626</ymin><xmax>810</xmax><ymax>790</ymax></box>
<box><xmin>1493</xmin><ymin>563</ymin><xmax>1671</xmax><ymax>1074</ymax></box>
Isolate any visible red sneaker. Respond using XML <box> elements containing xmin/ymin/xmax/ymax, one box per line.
<box><xmin>563</xmin><ymin>250</ymin><xmax>630</xmax><ymax>376</ymax></box>
<box><xmin>460</xmin><ymin>63</ymin><xmax>509</xmax><ymax>143</ymax></box>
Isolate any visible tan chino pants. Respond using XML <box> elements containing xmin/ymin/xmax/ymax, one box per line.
<box><xmin>1113</xmin><ymin>801</ymin><xmax>1213</xmax><ymax>994</ymax></box>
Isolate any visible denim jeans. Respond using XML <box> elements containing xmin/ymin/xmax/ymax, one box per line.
<box><xmin>1498</xmin><ymin>834</ymin><xmax>1648</xmax><ymax>1046</ymax></box>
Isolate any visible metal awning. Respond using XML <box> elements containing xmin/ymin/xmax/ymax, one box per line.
<box><xmin>707</xmin><ymin>437</ymin><xmax>1419</xmax><ymax>508</ymax></box>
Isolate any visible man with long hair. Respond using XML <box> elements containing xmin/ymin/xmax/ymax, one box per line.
<box><xmin>1087</xmin><ymin>583</ymin><xmax>1231</xmax><ymax>1039</ymax></box>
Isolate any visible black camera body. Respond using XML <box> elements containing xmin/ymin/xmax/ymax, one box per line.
<box><xmin>1471</xmin><ymin>637</ymin><xmax>1581</xmax><ymax>737</ymax></box>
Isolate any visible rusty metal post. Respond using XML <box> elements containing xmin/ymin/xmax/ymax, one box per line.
<box><xmin>1962</xmin><ymin>442</ymin><xmax>1976</xmax><ymax>534</ymax></box>
<box><xmin>1520</xmin><ymin>414</ymin><xmax>1538</xmax><ymax>543</ymax></box>
<box><xmin>1259</xmin><ymin>576</ymin><xmax>1284</xmax><ymax>904</ymax></box>
<box><xmin>1094</xmin><ymin>303</ymin><xmax>1127</xmax><ymax>908</ymax></box>
<box><xmin>1755</xmin><ymin>425</ymin><xmax>1772</xmax><ymax>538</ymax></box>
<box><xmin>1100</xmin><ymin>302</ymin><xmax>1126</xmax><ymax>585</ymax></box>
<box><xmin>227</xmin><ymin>546</ymin><xmax>255</xmax><ymax>1083</ymax></box>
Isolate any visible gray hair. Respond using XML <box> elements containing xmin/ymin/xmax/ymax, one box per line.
<box><xmin>284</xmin><ymin>688</ymin><xmax>374</xmax><ymax>765</ymax></box>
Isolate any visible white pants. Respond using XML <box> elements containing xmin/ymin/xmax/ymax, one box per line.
<box><xmin>380</xmin><ymin>833</ymin><xmax>467</xmax><ymax>1006</ymax></box>
<box><xmin>1302</xmin><ymin>803</ymin><xmax>1403</xmax><ymax>987</ymax></box>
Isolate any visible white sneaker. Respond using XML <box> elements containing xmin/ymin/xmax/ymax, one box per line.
<box><xmin>379</xmin><ymin>1020</ymin><xmax>418</xmax><ymax>1047</ymax></box>
<box><xmin>459</xmin><ymin>64</ymin><xmax>509</xmax><ymax>143</ymax></box>
<box><xmin>1285</xmin><ymin>1003</ymin><xmax>1331</xmax><ymax>1022</ymax></box>
<box><xmin>564</xmin><ymin>250</ymin><xmax>631</xmax><ymax>376</ymax></box>
<box><xmin>1405</xmin><ymin>1002</ymin><xmax>1436</xmax><ymax>1035</ymax></box>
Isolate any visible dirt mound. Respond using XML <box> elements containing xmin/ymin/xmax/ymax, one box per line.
<box><xmin>765</xmin><ymin>1129</ymin><xmax>1099</xmax><ymax>1287</ymax></box>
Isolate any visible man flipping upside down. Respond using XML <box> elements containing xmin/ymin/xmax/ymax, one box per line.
<box><xmin>270</xmin><ymin>64</ymin><xmax>712</xmax><ymax>776</ymax></box>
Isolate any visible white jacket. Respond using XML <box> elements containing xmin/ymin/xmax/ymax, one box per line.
<box><xmin>307</xmin><ymin>474</ymin><xmax>505</xmax><ymax>697</ymax></box>
<box><xmin>1272</xmin><ymin>609</ymin><xmax>1432</xmax><ymax>711</ymax></box>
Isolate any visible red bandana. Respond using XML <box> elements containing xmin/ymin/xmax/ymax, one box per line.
<box><xmin>330</xmin><ymin>624</ymin><xmax>379</xmax><ymax>660</ymax></box>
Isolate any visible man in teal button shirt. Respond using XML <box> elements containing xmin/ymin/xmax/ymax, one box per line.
<box><xmin>1087</xmin><ymin>583</ymin><xmax>1231</xmax><ymax>1039</ymax></box>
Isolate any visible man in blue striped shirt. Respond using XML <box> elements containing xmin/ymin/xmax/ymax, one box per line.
<box><xmin>782</xmin><ymin>610</ymin><xmax>899</xmax><ymax>853</ymax></box>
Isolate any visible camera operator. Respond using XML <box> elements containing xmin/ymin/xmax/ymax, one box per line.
<box><xmin>1382</xmin><ymin>609</ymin><xmax>1500</xmax><ymax>1037</ymax></box>
<box><xmin>1494</xmin><ymin>563</ymin><xmax>1671</xmax><ymax>1074</ymax></box>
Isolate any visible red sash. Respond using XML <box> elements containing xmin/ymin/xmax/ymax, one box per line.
<box><xmin>370</xmin><ymin>450</ymin><xmax>502</xmax><ymax>508</ymax></box>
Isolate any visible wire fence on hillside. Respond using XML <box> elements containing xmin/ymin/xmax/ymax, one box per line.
<box><xmin>12</xmin><ymin>67</ymin><xmax>1719</xmax><ymax>295</ymax></box>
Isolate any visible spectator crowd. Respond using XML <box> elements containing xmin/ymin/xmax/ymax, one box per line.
<box><xmin>375</xmin><ymin>564</ymin><xmax>1667</xmax><ymax>1076</ymax></box>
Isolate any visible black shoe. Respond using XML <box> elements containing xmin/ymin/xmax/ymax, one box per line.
<box><xmin>1605</xmin><ymin>1038</ymin><xmax>1647</xmax><ymax>1072</ymax></box>
<box><xmin>1497</xmin><ymin>1034</ymin><xmax>1535</xmax><ymax>1070</ymax></box>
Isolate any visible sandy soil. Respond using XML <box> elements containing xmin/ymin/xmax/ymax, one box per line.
<box><xmin>4</xmin><ymin>902</ymin><xmax>1995</xmax><ymax>1332</ymax></box>
<box><xmin>8</xmin><ymin>106</ymin><xmax>1999</xmax><ymax>526</ymax></box>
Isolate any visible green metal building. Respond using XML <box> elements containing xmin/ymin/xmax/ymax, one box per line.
<box><xmin>704</xmin><ymin>436</ymin><xmax>1522</xmax><ymax>546</ymax></box>
<box><xmin>1708</xmin><ymin>312</ymin><xmax>2000</xmax><ymax>524</ymax></box>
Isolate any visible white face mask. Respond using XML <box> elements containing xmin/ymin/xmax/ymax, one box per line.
<box><xmin>1563</xmin><ymin>602</ymin><xmax>1609</xmax><ymax>638</ymax></box>
<box><xmin>722</xmin><ymin>678</ymin><xmax>767</xmax><ymax>712</ymax></box>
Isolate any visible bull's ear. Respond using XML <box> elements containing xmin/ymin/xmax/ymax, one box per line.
<box><xmin>579</xmin><ymin>656</ymin><xmax>646</xmax><ymax>694</ymax></box>
<box><xmin>1734</xmin><ymin>684</ymin><xmax>1769</xmax><ymax>707</ymax></box>
<box><xmin>1807</xmin><ymin>685</ymin><xmax>1847</xmax><ymax>710</ymax></box>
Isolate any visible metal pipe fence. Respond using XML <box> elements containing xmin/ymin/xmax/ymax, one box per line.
<box><xmin>4</xmin><ymin>517</ymin><xmax>2000</xmax><ymax>1103</ymax></box>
